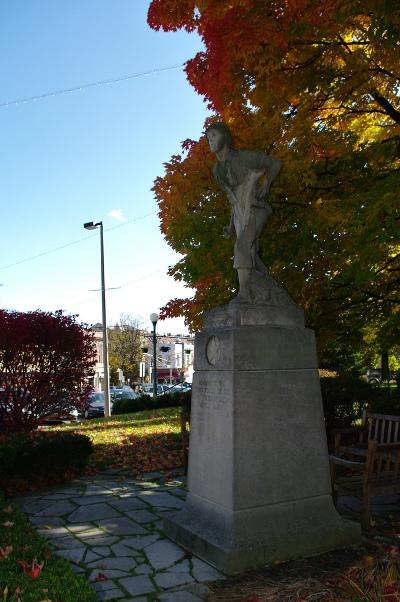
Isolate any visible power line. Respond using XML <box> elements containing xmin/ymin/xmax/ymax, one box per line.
<box><xmin>118</xmin><ymin>268</ymin><xmax>167</xmax><ymax>290</ymax></box>
<box><xmin>0</xmin><ymin>64</ymin><xmax>184</xmax><ymax>109</ymax></box>
<box><xmin>0</xmin><ymin>210</ymin><xmax>157</xmax><ymax>271</ymax></box>
<box><xmin>69</xmin><ymin>267</ymin><xmax>167</xmax><ymax>309</ymax></box>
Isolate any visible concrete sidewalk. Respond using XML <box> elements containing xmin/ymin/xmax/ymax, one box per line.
<box><xmin>15</xmin><ymin>468</ymin><xmax>224</xmax><ymax>601</ymax></box>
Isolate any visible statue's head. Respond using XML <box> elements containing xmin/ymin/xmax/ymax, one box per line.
<box><xmin>205</xmin><ymin>122</ymin><xmax>233</xmax><ymax>153</ymax></box>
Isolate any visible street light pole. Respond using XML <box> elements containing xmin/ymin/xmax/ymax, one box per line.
<box><xmin>150</xmin><ymin>313</ymin><xmax>159</xmax><ymax>398</ymax></box>
<box><xmin>84</xmin><ymin>221</ymin><xmax>111</xmax><ymax>418</ymax></box>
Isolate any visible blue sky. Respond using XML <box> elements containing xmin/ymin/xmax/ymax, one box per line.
<box><xmin>0</xmin><ymin>0</ymin><xmax>210</xmax><ymax>335</ymax></box>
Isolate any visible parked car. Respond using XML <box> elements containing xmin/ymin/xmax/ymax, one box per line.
<box><xmin>163</xmin><ymin>382</ymin><xmax>192</xmax><ymax>394</ymax></box>
<box><xmin>365</xmin><ymin>369</ymin><xmax>396</xmax><ymax>385</ymax></box>
<box><xmin>110</xmin><ymin>385</ymin><xmax>137</xmax><ymax>401</ymax></box>
<box><xmin>141</xmin><ymin>383</ymin><xmax>191</xmax><ymax>396</ymax></box>
<box><xmin>42</xmin><ymin>407</ymin><xmax>79</xmax><ymax>424</ymax></box>
<box><xmin>83</xmin><ymin>391</ymin><xmax>113</xmax><ymax>419</ymax></box>
<box><xmin>142</xmin><ymin>384</ymin><xmax>169</xmax><ymax>396</ymax></box>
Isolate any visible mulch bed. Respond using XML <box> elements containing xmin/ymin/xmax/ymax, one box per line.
<box><xmin>206</xmin><ymin>517</ymin><xmax>400</xmax><ymax>602</ymax></box>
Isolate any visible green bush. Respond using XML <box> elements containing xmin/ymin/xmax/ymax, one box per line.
<box><xmin>320</xmin><ymin>375</ymin><xmax>400</xmax><ymax>435</ymax></box>
<box><xmin>0</xmin><ymin>431</ymin><xmax>92</xmax><ymax>483</ymax></box>
<box><xmin>0</xmin><ymin>494</ymin><xmax>96</xmax><ymax>601</ymax></box>
<box><xmin>365</xmin><ymin>386</ymin><xmax>400</xmax><ymax>415</ymax></box>
<box><xmin>112</xmin><ymin>391</ymin><xmax>191</xmax><ymax>415</ymax></box>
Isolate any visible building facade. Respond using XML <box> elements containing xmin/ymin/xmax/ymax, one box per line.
<box><xmin>89</xmin><ymin>324</ymin><xmax>195</xmax><ymax>390</ymax></box>
<box><xmin>141</xmin><ymin>332</ymin><xmax>195</xmax><ymax>384</ymax></box>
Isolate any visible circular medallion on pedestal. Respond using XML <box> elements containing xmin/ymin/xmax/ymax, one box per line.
<box><xmin>206</xmin><ymin>335</ymin><xmax>221</xmax><ymax>366</ymax></box>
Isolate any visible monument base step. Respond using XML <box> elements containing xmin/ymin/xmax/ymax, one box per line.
<box><xmin>163</xmin><ymin>494</ymin><xmax>361</xmax><ymax>575</ymax></box>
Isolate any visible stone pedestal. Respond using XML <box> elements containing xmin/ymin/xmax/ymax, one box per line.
<box><xmin>164</xmin><ymin>300</ymin><xmax>361</xmax><ymax>574</ymax></box>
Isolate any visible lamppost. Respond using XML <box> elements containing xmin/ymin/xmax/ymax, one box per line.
<box><xmin>84</xmin><ymin>220</ymin><xmax>111</xmax><ymax>418</ymax></box>
<box><xmin>150</xmin><ymin>313</ymin><xmax>159</xmax><ymax>398</ymax></box>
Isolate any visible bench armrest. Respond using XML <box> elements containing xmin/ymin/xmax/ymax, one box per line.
<box><xmin>328</xmin><ymin>454</ymin><xmax>365</xmax><ymax>468</ymax></box>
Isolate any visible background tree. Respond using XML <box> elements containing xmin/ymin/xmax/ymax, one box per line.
<box><xmin>148</xmin><ymin>0</ymin><xmax>400</xmax><ymax>365</ymax></box>
<box><xmin>0</xmin><ymin>309</ymin><xmax>96</xmax><ymax>432</ymax></box>
<box><xmin>107</xmin><ymin>314</ymin><xmax>143</xmax><ymax>385</ymax></box>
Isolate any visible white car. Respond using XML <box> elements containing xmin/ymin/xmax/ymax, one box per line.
<box><xmin>142</xmin><ymin>384</ymin><xmax>169</xmax><ymax>396</ymax></box>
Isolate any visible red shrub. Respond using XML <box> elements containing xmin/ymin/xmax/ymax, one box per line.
<box><xmin>0</xmin><ymin>309</ymin><xmax>96</xmax><ymax>432</ymax></box>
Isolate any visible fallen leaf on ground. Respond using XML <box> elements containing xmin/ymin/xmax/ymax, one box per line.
<box><xmin>0</xmin><ymin>546</ymin><xmax>13</xmax><ymax>560</ymax></box>
<box><xmin>17</xmin><ymin>559</ymin><xmax>44</xmax><ymax>579</ymax></box>
<box><xmin>95</xmin><ymin>573</ymin><xmax>108</xmax><ymax>581</ymax></box>
<box><xmin>19</xmin><ymin>545</ymin><xmax>31</xmax><ymax>552</ymax></box>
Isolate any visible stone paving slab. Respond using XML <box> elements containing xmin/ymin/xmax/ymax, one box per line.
<box><xmin>144</xmin><ymin>539</ymin><xmax>186</xmax><ymax>570</ymax></box>
<box><xmin>96</xmin><ymin>517</ymin><xmax>148</xmax><ymax>535</ymax></box>
<box><xmin>54</xmin><ymin>547</ymin><xmax>86</xmax><ymax>563</ymax></box>
<box><xmin>68</xmin><ymin>503</ymin><xmax>121</xmax><ymax>522</ymax></box>
<box><xmin>108</xmin><ymin>497</ymin><xmax>148</xmax><ymax>512</ymax></box>
<box><xmin>155</xmin><ymin>571</ymin><xmax>194</xmax><ymax>589</ymax></box>
<box><xmin>124</xmin><ymin>509</ymin><xmax>158</xmax><ymax>523</ymax></box>
<box><xmin>138</xmin><ymin>491</ymin><xmax>186</xmax><ymax>509</ymax></box>
<box><xmin>118</xmin><ymin>575</ymin><xmax>156</xmax><ymax>596</ymax></box>
<box><xmin>97</xmin><ymin>588</ymin><xmax>126</xmax><ymax>600</ymax></box>
<box><xmin>158</xmin><ymin>592</ymin><xmax>202</xmax><ymax>602</ymax></box>
<box><xmin>29</xmin><ymin>516</ymin><xmax>66</xmax><ymax>527</ymax></box>
<box><xmin>75</xmin><ymin>496</ymin><xmax>110</xmax><ymax>505</ymax></box>
<box><xmin>17</xmin><ymin>470</ymin><xmax>226</xmax><ymax>601</ymax></box>
<box><xmin>87</xmin><ymin>556</ymin><xmax>137</xmax><ymax>571</ymax></box>
<box><xmin>36</xmin><ymin>526</ymin><xmax>70</xmax><ymax>539</ymax></box>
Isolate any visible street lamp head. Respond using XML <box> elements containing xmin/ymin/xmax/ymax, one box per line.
<box><xmin>84</xmin><ymin>221</ymin><xmax>102</xmax><ymax>230</ymax></box>
<box><xmin>150</xmin><ymin>312</ymin><xmax>159</xmax><ymax>325</ymax></box>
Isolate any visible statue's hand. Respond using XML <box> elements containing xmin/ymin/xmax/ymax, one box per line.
<box><xmin>223</xmin><ymin>224</ymin><xmax>233</xmax><ymax>239</ymax></box>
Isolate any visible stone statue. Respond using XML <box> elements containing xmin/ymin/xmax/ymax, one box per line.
<box><xmin>206</xmin><ymin>122</ymin><xmax>282</xmax><ymax>303</ymax></box>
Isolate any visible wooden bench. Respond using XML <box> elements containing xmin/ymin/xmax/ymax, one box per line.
<box><xmin>329</xmin><ymin>410</ymin><xmax>400</xmax><ymax>528</ymax></box>
<box><xmin>332</xmin><ymin>410</ymin><xmax>400</xmax><ymax>452</ymax></box>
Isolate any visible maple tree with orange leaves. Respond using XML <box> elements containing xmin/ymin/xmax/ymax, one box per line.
<box><xmin>148</xmin><ymin>0</ymin><xmax>400</xmax><ymax>360</ymax></box>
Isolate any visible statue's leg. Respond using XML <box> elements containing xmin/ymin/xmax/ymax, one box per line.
<box><xmin>233</xmin><ymin>230</ymin><xmax>253</xmax><ymax>302</ymax></box>
<box><xmin>237</xmin><ymin>268</ymin><xmax>251</xmax><ymax>297</ymax></box>
<box><xmin>252</xmin><ymin>207</ymin><xmax>270</xmax><ymax>274</ymax></box>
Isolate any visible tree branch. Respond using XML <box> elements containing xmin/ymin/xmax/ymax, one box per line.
<box><xmin>371</xmin><ymin>92</ymin><xmax>400</xmax><ymax>124</ymax></box>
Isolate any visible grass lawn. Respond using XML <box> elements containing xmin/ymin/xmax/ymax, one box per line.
<box><xmin>52</xmin><ymin>406</ymin><xmax>184</xmax><ymax>477</ymax></box>
<box><xmin>0</xmin><ymin>495</ymin><xmax>95</xmax><ymax>602</ymax></box>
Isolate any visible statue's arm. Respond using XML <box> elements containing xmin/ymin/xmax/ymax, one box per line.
<box><xmin>212</xmin><ymin>164</ymin><xmax>235</xmax><ymax>239</ymax></box>
<box><xmin>223</xmin><ymin>210</ymin><xmax>235</xmax><ymax>239</ymax></box>
<box><xmin>262</xmin><ymin>155</ymin><xmax>282</xmax><ymax>196</ymax></box>
<box><xmin>243</xmin><ymin>150</ymin><xmax>282</xmax><ymax>196</ymax></box>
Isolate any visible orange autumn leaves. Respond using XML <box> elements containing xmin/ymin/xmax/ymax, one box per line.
<box><xmin>57</xmin><ymin>409</ymin><xmax>185</xmax><ymax>477</ymax></box>
<box><xmin>148</xmin><ymin>0</ymin><xmax>400</xmax><ymax>350</ymax></box>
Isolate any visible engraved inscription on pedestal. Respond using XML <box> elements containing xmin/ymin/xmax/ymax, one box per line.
<box><xmin>206</xmin><ymin>335</ymin><xmax>221</xmax><ymax>366</ymax></box>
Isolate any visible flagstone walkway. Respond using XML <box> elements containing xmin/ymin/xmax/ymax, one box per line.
<box><xmin>15</xmin><ymin>469</ymin><xmax>224</xmax><ymax>601</ymax></box>
<box><xmin>15</xmin><ymin>468</ymin><xmax>400</xmax><ymax>601</ymax></box>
